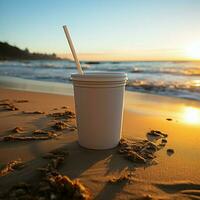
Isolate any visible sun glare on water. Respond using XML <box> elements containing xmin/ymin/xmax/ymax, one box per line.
<box><xmin>185</xmin><ymin>44</ymin><xmax>200</xmax><ymax>60</ymax></box>
<box><xmin>182</xmin><ymin>107</ymin><xmax>200</xmax><ymax>124</ymax></box>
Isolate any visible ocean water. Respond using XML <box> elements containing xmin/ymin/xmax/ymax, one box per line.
<box><xmin>0</xmin><ymin>60</ymin><xmax>200</xmax><ymax>101</ymax></box>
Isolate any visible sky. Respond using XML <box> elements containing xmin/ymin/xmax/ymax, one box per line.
<box><xmin>1</xmin><ymin>0</ymin><xmax>200</xmax><ymax>61</ymax></box>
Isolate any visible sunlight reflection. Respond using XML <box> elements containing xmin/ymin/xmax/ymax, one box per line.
<box><xmin>193</xmin><ymin>80</ymin><xmax>200</xmax><ymax>87</ymax></box>
<box><xmin>182</xmin><ymin>107</ymin><xmax>200</xmax><ymax>124</ymax></box>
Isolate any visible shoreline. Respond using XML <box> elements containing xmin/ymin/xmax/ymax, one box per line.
<box><xmin>1</xmin><ymin>75</ymin><xmax>200</xmax><ymax>103</ymax></box>
<box><xmin>1</xmin><ymin>76</ymin><xmax>200</xmax><ymax>126</ymax></box>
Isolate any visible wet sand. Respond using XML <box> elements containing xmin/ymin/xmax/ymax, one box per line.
<box><xmin>0</xmin><ymin>88</ymin><xmax>200</xmax><ymax>199</ymax></box>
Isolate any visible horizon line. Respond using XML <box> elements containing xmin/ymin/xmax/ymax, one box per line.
<box><xmin>58</xmin><ymin>54</ymin><xmax>200</xmax><ymax>62</ymax></box>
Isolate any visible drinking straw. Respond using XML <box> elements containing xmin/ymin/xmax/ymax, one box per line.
<box><xmin>63</xmin><ymin>25</ymin><xmax>83</xmax><ymax>74</ymax></box>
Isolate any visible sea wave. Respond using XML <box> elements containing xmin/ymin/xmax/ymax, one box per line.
<box><xmin>0</xmin><ymin>60</ymin><xmax>90</xmax><ymax>69</ymax></box>
<box><xmin>0</xmin><ymin>60</ymin><xmax>200</xmax><ymax>101</ymax></box>
<box><xmin>126</xmin><ymin>80</ymin><xmax>200</xmax><ymax>100</ymax></box>
<box><xmin>130</xmin><ymin>67</ymin><xmax>200</xmax><ymax>76</ymax></box>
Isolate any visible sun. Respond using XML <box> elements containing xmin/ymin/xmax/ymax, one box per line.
<box><xmin>185</xmin><ymin>44</ymin><xmax>200</xmax><ymax>60</ymax></box>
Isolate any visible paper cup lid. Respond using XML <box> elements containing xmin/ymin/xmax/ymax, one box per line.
<box><xmin>71</xmin><ymin>72</ymin><xmax>128</xmax><ymax>82</ymax></box>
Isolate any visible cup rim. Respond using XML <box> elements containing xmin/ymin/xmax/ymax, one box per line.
<box><xmin>71</xmin><ymin>72</ymin><xmax>128</xmax><ymax>82</ymax></box>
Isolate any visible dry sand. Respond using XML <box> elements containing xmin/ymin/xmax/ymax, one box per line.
<box><xmin>0</xmin><ymin>88</ymin><xmax>200</xmax><ymax>199</ymax></box>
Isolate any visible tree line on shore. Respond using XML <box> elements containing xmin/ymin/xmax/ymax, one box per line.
<box><xmin>0</xmin><ymin>42</ymin><xmax>61</xmax><ymax>60</ymax></box>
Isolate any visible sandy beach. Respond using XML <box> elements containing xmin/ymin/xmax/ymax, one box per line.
<box><xmin>1</xmin><ymin>0</ymin><xmax>200</xmax><ymax>199</ymax></box>
<box><xmin>0</xmin><ymin>87</ymin><xmax>200</xmax><ymax>200</ymax></box>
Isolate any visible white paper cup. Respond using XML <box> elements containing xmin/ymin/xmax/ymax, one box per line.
<box><xmin>71</xmin><ymin>72</ymin><xmax>127</xmax><ymax>150</ymax></box>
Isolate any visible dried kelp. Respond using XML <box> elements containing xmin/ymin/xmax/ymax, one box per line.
<box><xmin>38</xmin><ymin>149</ymin><xmax>91</xmax><ymax>200</ymax></box>
<box><xmin>166</xmin><ymin>118</ymin><xmax>172</xmax><ymax>121</ymax></box>
<box><xmin>48</xmin><ymin>111</ymin><xmax>75</xmax><ymax>120</ymax></box>
<box><xmin>1</xmin><ymin>173</ymin><xmax>91</xmax><ymax>200</ymax></box>
<box><xmin>2</xmin><ymin>136</ymin><xmax>51</xmax><ymax>141</ymax></box>
<box><xmin>61</xmin><ymin>106</ymin><xmax>68</xmax><ymax>109</ymax></box>
<box><xmin>0</xmin><ymin>159</ymin><xmax>25</xmax><ymax>177</ymax></box>
<box><xmin>52</xmin><ymin>121</ymin><xmax>77</xmax><ymax>131</ymax></box>
<box><xmin>1</xmin><ymin>128</ymin><xmax>59</xmax><ymax>142</ymax></box>
<box><xmin>0</xmin><ymin>102</ymin><xmax>18</xmax><ymax>111</ymax></box>
<box><xmin>109</xmin><ymin>173</ymin><xmax>130</xmax><ymax>184</ymax></box>
<box><xmin>33</xmin><ymin>129</ymin><xmax>57</xmax><ymax>137</ymax></box>
<box><xmin>22</xmin><ymin>111</ymin><xmax>45</xmax><ymax>114</ymax></box>
<box><xmin>12</xmin><ymin>127</ymin><xmax>24</xmax><ymax>133</ymax></box>
<box><xmin>14</xmin><ymin>100</ymin><xmax>29</xmax><ymax>103</ymax></box>
<box><xmin>40</xmin><ymin>149</ymin><xmax>68</xmax><ymax>173</ymax></box>
<box><xmin>119</xmin><ymin>129</ymin><xmax>169</xmax><ymax>165</ymax></box>
<box><xmin>52</xmin><ymin>121</ymin><xmax>69</xmax><ymax>130</ymax></box>
<box><xmin>147</xmin><ymin>130</ymin><xmax>168</xmax><ymax>139</ymax></box>
<box><xmin>167</xmin><ymin>148</ymin><xmax>175</xmax><ymax>156</ymax></box>
<box><xmin>1</xmin><ymin>149</ymin><xmax>91</xmax><ymax>200</ymax></box>
<box><xmin>119</xmin><ymin>138</ymin><xmax>159</xmax><ymax>164</ymax></box>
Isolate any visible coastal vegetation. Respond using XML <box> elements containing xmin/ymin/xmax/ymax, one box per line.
<box><xmin>0</xmin><ymin>42</ymin><xmax>60</xmax><ymax>60</ymax></box>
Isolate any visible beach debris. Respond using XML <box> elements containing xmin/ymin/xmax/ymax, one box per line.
<box><xmin>14</xmin><ymin>100</ymin><xmax>29</xmax><ymax>103</ymax></box>
<box><xmin>118</xmin><ymin>138</ymin><xmax>159</xmax><ymax>164</ymax></box>
<box><xmin>22</xmin><ymin>111</ymin><xmax>45</xmax><ymax>114</ymax></box>
<box><xmin>108</xmin><ymin>168</ymin><xmax>135</xmax><ymax>184</ymax></box>
<box><xmin>61</xmin><ymin>106</ymin><xmax>69</xmax><ymax>109</ymax></box>
<box><xmin>12</xmin><ymin>127</ymin><xmax>24</xmax><ymax>133</ymax></box>
<box><xmin>161</xmin><ymin>138</ymin><xmax>167</xmax><ymax>143</ymax></box>
<box><xmin>118</xmin><ymin>131</ymin><xmax>169</xmax><ymax>164</ymax></box>
<box><xmin>157</xmin><ymin>143</ymin><xmax>166</xmax><ymax>149</ymax></box>
<box><xmin>109</xmin><ymin>174</ymin><xmax>129</xmax><ymax>183</ymax></box>
<box><xmin>0</xmin><ymin>129</ymin><xmax>60</xmax><ymax>142</ymax></box>
<box><xmin>38</xmin><ymin>154</ymin><xmax>91</xmax><ymax>200</ymax></box>
<box><xmin>126</xmin><ymin>151</ymin><xmax>147</xmax><ymax>163</ymax></box>
<box><xmin>1</xmin><ymin>130</ymin><xmax>59</xmax><ymax>141</ymax></box>
<box><xmin>51</xmin><ymin>157</ymin><xmax>65</xmax><ymax>169</ymax></box>
<box><xmin>3</xmin><ymin>175</ymin><xmax>91</xmax><ymax>200</ymax></box>
<box><xmin>0</xmin><ymin>99</ymin><xmax>28</xmax><ymax>111</ymax></box>
<box><xmin>1</xmin><ymin>148</ymin><xmax>91</xmax><ymax>200</ymax></box>
<box><xmin>0</xmin><ymin>159</ymin><xmax>25</xmax><ymax>176</ymax></box>
<box><xmin>0</xmin><ymin>99</ymin><xmax>28</xmax><ymax>113</ymax></box>
<box><xmin>40</xmin><ymin>156</ymin><xmax>65</xmax><ymax>171</ymax></box>
<box><xmin>68</xmin><ymin>126</ymin><xmax>77</xmax><ymax>131</ymax></box>
<box><xmin>147</xmin><ymin>130</ymin><xmax>168</xmax><ymax>140</ymax></box>
<box><xmin>40</xmin><ymin>174</ymin><xmax>91</xmax><ymax>200</ymax></box>
<box><xmin>48</xmin><ymin>110</ymin><xmax>75</xmax><ymax>120</ymax></box>
<box><xmin>33</xmin><ymin>129</ymin><xmax>57</xmax><ymax>138</ymax></box>
<box><xmin>0</xmin><ymin>102</ymin><xmax>18</xmax><ymax>111</ymax></box>
<box><xmin>52</xmin><ymin>121</ymin><xmax>68</xmax><ymax>130</ymax></box>
<box><xmin>167</xmin><ymin>148</ymin><xmax>175</xmax><ymax>156</ymax></box>
<box><xmin>38</xmin><ymin>149</ymin><xmax>69</xmax><ymax>179</ymax></box>
<box><xmin>6</xmin><ymin>105</ymin><xmax>19</xmax><ymax>111</ymax></box>
<box><xmin>156</xmin><ymin>138</ymin><xmax>168</xmax><ymax>149</ymax></box>
<box><xmin>41</xmin><ymin>149</ymin><xmax>68</xmax><ymax>170</ymax></box>
<box><xmin>2</xmin><ymin>135</ymin><xmax>51</xmax><ymax>141</ymax></box>
<box><xmin>166</xmin><ymin>118</ymin><xmax>173</xmax><ymax>121</ymax></box>
<box><xmin>52</xmin><ymin>121</ymin><xmax>77</xmax><ymax>131</ymax></box>
<box><xmin>37</xmin><ymin>149</ymin><xmax>91</xmax><ymax>199</ymax></box>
